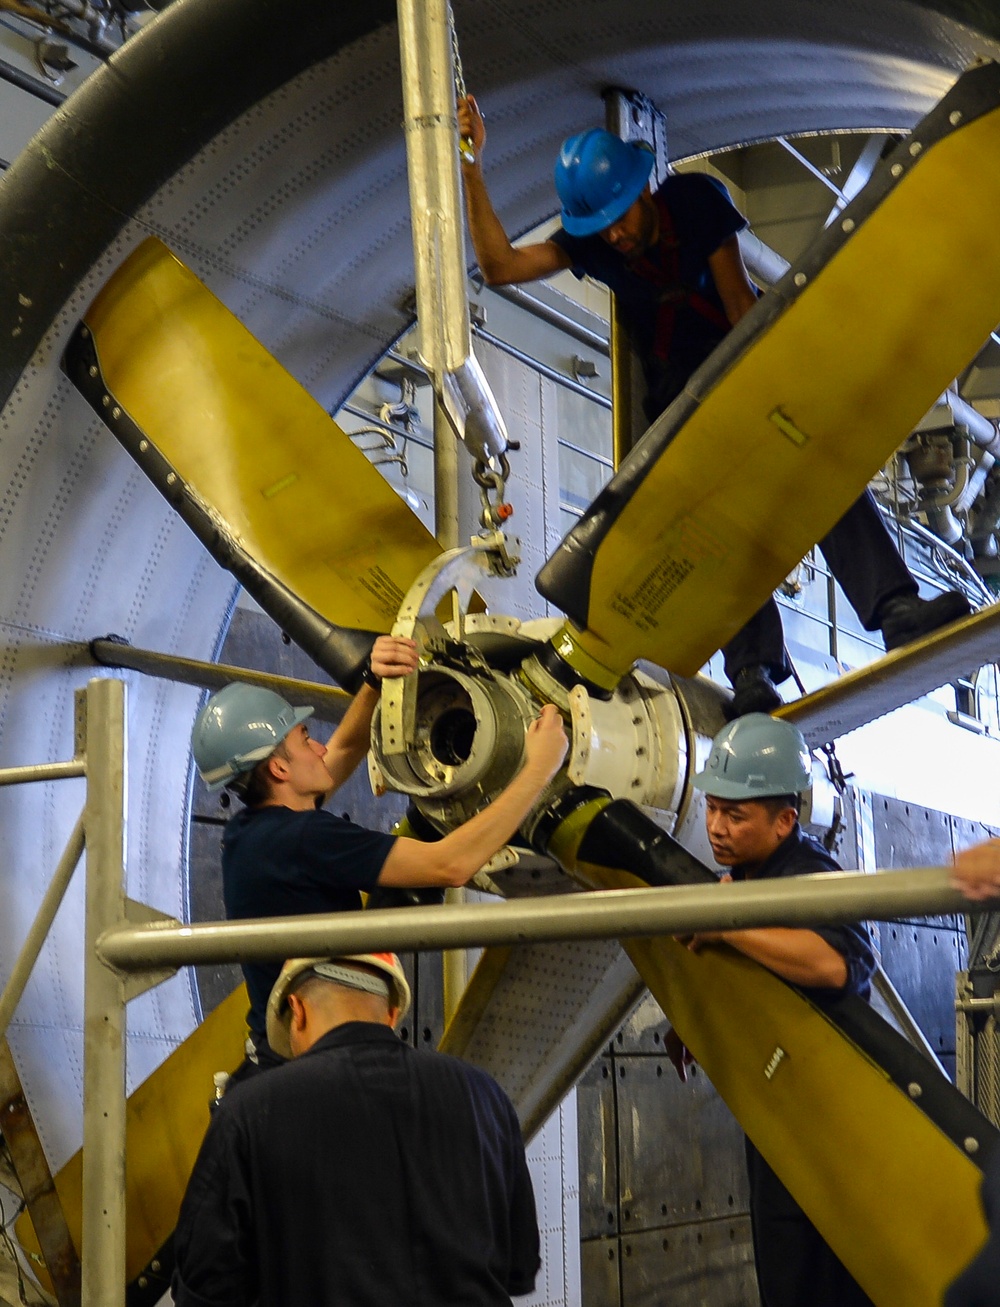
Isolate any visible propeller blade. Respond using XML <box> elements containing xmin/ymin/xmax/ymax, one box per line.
<box><xmin>16</xmin><ymin>984</ymin><xmax>248</xmax><ymax>1295</ymax></box>
<box><xmin>779</xmin><ymin>600</ymin><xmax>1000</xmax><ymax>746</ymax></box>
<box><xmin>64</xmin><ymin>237</ymin><xmax>442</xmax><ymax>687</ymax></box>
<box><xmin>537</xmin><ymin>61</ymin><xmax>1000</xmax><ymax>686</ymax></box>
<box><xmin>534</xmin><ymin>788</ymin><xmax>997</xmax><ymax>1304</ymax></box>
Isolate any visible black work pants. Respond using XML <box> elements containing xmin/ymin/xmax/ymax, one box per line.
<box><xmin>722</xmin><ymin>489</ymin><xmax>916</xmax><ymax>686</ymax></box>
<box><xmin>745</xmin><ymin>1137</ymin><xmax>874</xmax><ymax>1307</ymax></box>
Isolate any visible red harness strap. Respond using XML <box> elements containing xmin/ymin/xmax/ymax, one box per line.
<box><xmin>630</xmin><ymin>192</ymin><xmax>731</xmax><ymax>362</ymax></box>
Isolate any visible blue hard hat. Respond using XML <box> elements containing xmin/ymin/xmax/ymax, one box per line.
<box><xmin>554</xmin><ymin>129</ymin><xmax>654</xmax><ymax>237</ymax></box>
<box><xmin>191</xmin><ymin>682</ymin><xmax>313</xmax><ymax>792</ymax></box>
<box><xmin>692</xmin><ymin>714</ymin><xmax>812</xmax><ymax>801</ymax></box>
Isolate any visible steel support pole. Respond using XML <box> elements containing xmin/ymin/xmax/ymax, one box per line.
<box><xmin>397</xmin><ymin>0</ymin><xmax>508</xmax><ymax>469</ymax></box>
<box><xmin>0</xmin><ymin>813</ymin><xmax>85</xmax><ymax>1044</ymax></box>
<box><xmin>81</xmin><ymin>678</ymin><xmax>127</xmax><ymax>1307</ymax></box>
<box><xmin>432</xmin><ymin>395</ymin><xmax>468</xmax><ymax>1022</ymax></box>
<box><xmin>99</xmin><ymin>866</ymin><xmax>984</xmax><ymax>972</ymax></box>
<box><xmin>397</xmin><ymin>0</ymin><xmax>468</xmax><ymax>376</ymax></box>
<box><xmin>0</xmin><ymin>760</ymin><xmax>85</xmax><ymax>787</ymax></box>
<box><xmin>89</xmin><ymin>638</ymin><xmax>349</xmax><ymax>718</ymax></box>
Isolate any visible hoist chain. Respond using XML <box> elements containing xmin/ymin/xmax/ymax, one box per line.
<box><xmin>473</xmin><ymin>452</ymin><xmax>513</xmax><ymax>533</ymax></box>
<box><xmin>448</xmin><ymin>4</ymin><xmax>476</xmax><ymax>164</ymax></box>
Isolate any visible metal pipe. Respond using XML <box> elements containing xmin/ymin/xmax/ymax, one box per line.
<box><xmin>396</xmin><ymin>0</ymin><xmax>469</xmax><ymax>375</ymax></box>
<box><xmin>489</xmin><ymin>284</ymin><xmax>610</xmax><ymax>355</ymax></box>
<box><xmin>776</xmin><ymin>136</ymin><xmax>844</xmax><ymax>200</ymax></box>
<box><xmin>474</xmin><ymin>327</ymin><xmax>613</xmax><ymax>409</ymax></box>
<box><xmin>0</xmin><ymin>53</ymin><xmax>64</xmax><ymax>106</ymax></box>
<box><xmin>339</xmin><ymin>402</ymin><xmax>432</xmax><ymax>452</ymax></box>
<box><xmin>433</xmin><ymin>394</ymin><xmax>468</xmax><ymax>1021</ymax></box>
<box><xmin>89</xmin><ymin>638</ymin><xmax>350</xmax><ymax>718</ymax></box>
<box><xmin>0</xmin><ymin>759</ymin><xmax>85</xmax><ymax>786</ymax></box>
<box><xmin>81</xmin><ymin>679</ymin><xmax>127</xmax><ymax>1307</ymax></box>
<box><xmin>0</xmin><ymin>812</ymin><xmax>85</xmax><ymax>1044</ymax></box>
<box><xmin>99</xmin><ymin>867</ymin><xmax>979</xmax><ymax>971</ymax></box>
<box><xmin>738</xmin><ymin>230</ymin><xmax>789</xmax><ymax>289</ymax></box>
<box><xmin>438</xmin><ymin>354</ymin><xmax>510</xmax><ymax>469</ymax></box>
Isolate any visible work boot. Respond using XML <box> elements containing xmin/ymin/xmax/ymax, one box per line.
<box><xmin>725</xmin><ymin>664</ymin><xmax>782</xmax><ymax>720</ymax></box>
<box><xmin>878</xmin><ymin>590</ymin><xmax>971</xmax><ymax>652</ymax></box>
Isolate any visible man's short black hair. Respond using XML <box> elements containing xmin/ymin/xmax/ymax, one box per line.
<box><xmin>757</xmin><ymin>793</ymin><xmax>801</xmax><ymax>819</ymax></box>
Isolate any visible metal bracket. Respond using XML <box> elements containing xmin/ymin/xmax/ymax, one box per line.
<box><xmin>566</xmin><ymin>683</ymin><xmax>592</xmax><ymax>786</ymax></box>
<box><xmin>381</xmin><ymin>539</ymin><xmax>519</xmax><ymax>757</ymax></box>
<box><xmin>120</xmin><ymin>899</ymin><xmax>179</xmax><ymax>1002</ymax></box>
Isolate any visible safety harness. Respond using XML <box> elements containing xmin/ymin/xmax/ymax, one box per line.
<box><xmin>631</xmin><ymin>191</ymin><xmax>731</xmax><ymax>362</ymax></box>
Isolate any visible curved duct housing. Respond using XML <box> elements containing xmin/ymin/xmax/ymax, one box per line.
<box><xmin>0</xmin><ymin>0</ymin><xmax>997</xmax><ymax>1181</ymax></box>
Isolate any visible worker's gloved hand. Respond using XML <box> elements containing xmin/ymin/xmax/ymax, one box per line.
<box><xmin>665</xmin><ymin>1026</ymin><xmax>695</xmax><ymax>1083</ymax></box>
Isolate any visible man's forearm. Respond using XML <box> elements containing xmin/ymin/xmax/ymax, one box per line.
<box><xmin>721</xmin><ymin>927</ymin><xmax>848</xmax><ymax>989</ymax></box>
<box><xmin>436</xmin><ymin>763</ymin><xmax>552</xmax><ymax>875</ymax></box>
<box><xmin>462</xmin><ymin>166</ymin><xmax>519</xmax><ymax>283</ymax></box>
<box><xmin>379</xmin><ymin>760</ymin><xmax>555</xmax><ymax>888</ymax></box>
<box><xmin>324</xmin><ymin>684</ymin><xmax>378</xmax><ymax>786</ymax></box>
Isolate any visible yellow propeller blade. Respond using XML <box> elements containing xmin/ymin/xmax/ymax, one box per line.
<box><xmin>67</xmin><ymin>237</ymin><xmax>440</xmax><ymax>639</ymax></box>
<box><xmin>16</xmin><ymin>985</ymin><xmax>248</xmax><ymax>1292</ymax></box>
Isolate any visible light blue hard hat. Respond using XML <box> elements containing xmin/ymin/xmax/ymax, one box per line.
<box><xmin>554</xmin><ymin>129</ymin><xmax>654</xmax><ymax>237</ymax></box>
<box><xmin>692</xmin><ymin>714</ymin><xmax>812</xmax><ymax>800</ymax></box>
<box><xmin>191</xmin><ymin>682</ymin><xmax>312</xmax><ymax>792</ymax></box>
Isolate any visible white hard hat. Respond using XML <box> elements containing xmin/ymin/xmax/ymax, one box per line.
<box><xmin>266</xmin><ymin>952</ymin><xmax>412</xmax><ymax>1059</ymax></box>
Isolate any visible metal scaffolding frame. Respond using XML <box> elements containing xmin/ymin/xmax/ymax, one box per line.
<box><xmin>0</xmin><ymin>675</ymin><xmax>992</xmax><ymax>1303</ymax></box>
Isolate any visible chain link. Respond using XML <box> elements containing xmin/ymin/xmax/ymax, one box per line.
<box><xmin>473</xmin><ymin>453</ymin><xmax>513</xmax><ymax>532</ymax></box>
<box><xmin>448</xmin><ymin>4</ymin><xmax>475</xmax><ymax>164</ymax></box>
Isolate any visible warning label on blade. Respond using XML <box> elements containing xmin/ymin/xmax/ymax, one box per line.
<box><xmin>324</xmin><ymin>558</ymin><xmax>407</xmax><ymax>622</ymax></box>
<box><xmin>610</xmin><ymin>556</ymin><xmax>694</xmax><ymax>632</ymax></box>
<box><xmin>352</xmin><ymin>564</ymin><xmax>406</xmax><ymax>617</ymax></box>
<box><xmin>608</xmin><ymin>518</ymin><xmax>726</xmax><ymax>632</ymax></box>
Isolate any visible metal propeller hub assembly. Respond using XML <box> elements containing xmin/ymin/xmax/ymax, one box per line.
<box><xmin>371</xmin><ymin>654</ymin><xmax>535</xmax><ymax>829</ymax></box>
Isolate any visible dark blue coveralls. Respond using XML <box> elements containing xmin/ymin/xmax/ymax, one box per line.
<box><xmin>221</xmin><ymin>803</ymin><xmax>394</xmax><ymax>1061</ymax></box>
<box><xmin>730</xmin><ymin>824</ymin><xmax>877</xmax><ymax>1307</ymax></box>
<box><xmin>172</xmin><ymin>1021</ymin><xmax>540</xmax><ymax>1306</ymax></box>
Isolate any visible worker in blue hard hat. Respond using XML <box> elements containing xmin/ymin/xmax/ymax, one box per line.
<box><xmin>457</xmin><ymin>97</ymin><xmax>970</xmax><ymax>718</ymax></box>
<box><xmin>665</xmin><ymin>713</ymin><xmax>875</xmax><ymax>1307</ymax></box>
<box><xmin>191</xmin><ymin>635</ymin><xmax>568</xmax><ymax>1072</ymax></box>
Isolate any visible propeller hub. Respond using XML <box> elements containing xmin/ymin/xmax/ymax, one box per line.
<box><xmin>371</xmin><ymin>662</ymin><xmax>535</xmax><ymax>827</ymax></box>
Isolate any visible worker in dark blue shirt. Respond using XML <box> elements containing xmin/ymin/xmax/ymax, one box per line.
<box><xmin>172</xmin><ymin>951</ymin><xmax>540</xmax><ymax>1306</ymax></box>
<box><xmin>666</xmin><ymin>713</ymin><xmax>875</xmax><ymax>1307</ymax></box>
<box><xmin>947</xmin><ymin>838</ymin><xmax>1000</xmax><ymax>1307</ymax></box>
<box><xmin>457</xmin><ymin>97</ymin><xmax>969</xmax><ymax>717</ymax></box>
<box><xmin>191</xmin><ymin>635</ymin><xmax>568</xmax><ymax>1066</ymax></box>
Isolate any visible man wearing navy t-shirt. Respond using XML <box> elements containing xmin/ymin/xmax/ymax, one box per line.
<box><xmin>191</xmin><ymin>635</ymin><xmax>568</xmax><ymax>1068</ymax></box>
<box><xmin>457</xmin><ymin>96</ymin><xmax>969</xmax><ymax>717</ymax></box>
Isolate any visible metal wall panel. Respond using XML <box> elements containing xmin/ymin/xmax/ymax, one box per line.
<box><xmin>581</xmin><ymin>1235</ymin><xmax>622</xmax><ymax>1307</ymax></box>
<box><xmin>616</xmin><ymin>992</ymin><xmax>670</xmax><ymax>1056</ymax></box>
<box><xmin>872</xmin><ymin>794</ymin><xmax>959</xmax><ymax>927</ymax></box>
<box><xmin>620</xmin><ymin>1220</ymin><xmax>757</xmax><ymax>1307</ymax></box>
<box><xmin>616</xmin><ymin>1058</ymin><xmax>749</xmax><ymax>1233</ymax></box>
<box><xmin>578</xmin><ymin>1060</ymin><xmax>619</xmax><ymax>1242</ymax></box>
<box><xmin>879</xmin><ymin>922</ymin><xmax>964</xmax><ymax>1062</ymax></box>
